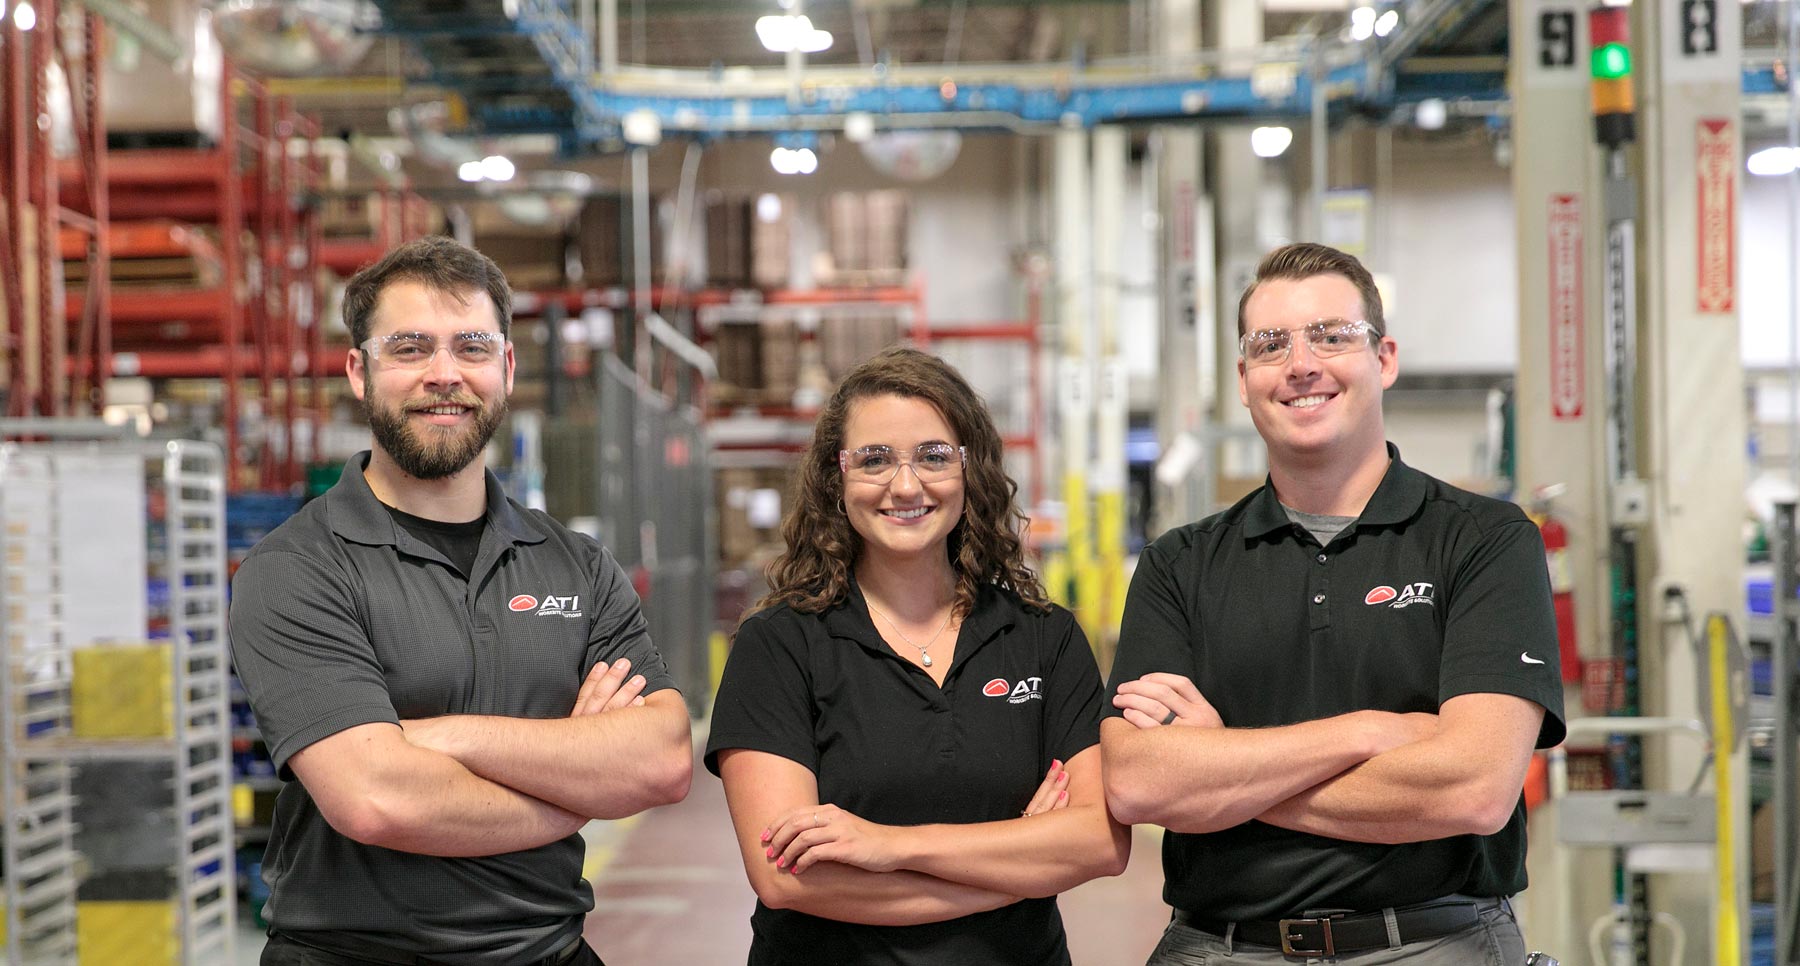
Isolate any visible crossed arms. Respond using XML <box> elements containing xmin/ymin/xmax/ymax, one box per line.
<box><xmin>1101</xmin><ymin>673</ymin><xmax>1544</xmax><ymax>844</ymax></box>
<box><xmin>291</xmin><ymin>658</ymin><xmax>692</xmax><ymax>857</ymax></box>
<box><xmin>716</xmin><ymin>745</ymin><xmax>1129</xmax><ymax>927</ymax></box>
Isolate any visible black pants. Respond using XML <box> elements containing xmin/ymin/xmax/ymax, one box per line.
<box><xmin>261</xmin><ymin>932</ymin><xmax>604</xmax><ymax>966</ymax></box>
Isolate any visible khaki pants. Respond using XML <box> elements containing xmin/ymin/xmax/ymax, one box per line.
<box><xmin>1145</xmin><ymin>898</ymin><xmax>1526</xmax><ymax>965</ymax></box>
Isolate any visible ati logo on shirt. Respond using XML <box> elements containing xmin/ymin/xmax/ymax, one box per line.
<box><xmin>983</xmin><ymin>677</ymin><xmax>1043</xmax><ymax>705</ymax></box>
<box><xmin>508</xmin><ymin>594</ymin><xmax>584</xmax><ymax>618</ymax></box>
<box><xmin>1364</xmin><ymin>583</ymin><xmax>1435</xmax><ymax>609</ymax></box>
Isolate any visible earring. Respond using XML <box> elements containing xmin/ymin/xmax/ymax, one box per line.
<box><xmin>837</xmin><ymin>497</ymin><xmax>846</xmax><ymax>514</ymax></box>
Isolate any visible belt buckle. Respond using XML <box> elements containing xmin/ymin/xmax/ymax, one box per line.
<box><xmin>1278</xmin><ymin>917</ymin><xmax>1334</xmax><ymax>957</ymax></box>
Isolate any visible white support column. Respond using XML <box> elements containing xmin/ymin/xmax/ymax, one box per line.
<box><xmin>1510</xmin><ymin>0</ymin><xmax>1617</xmax><ymax>949</ymax></box>
<box><xmin>1639</xmin><ymin>0</ymin><xmax>1747</xmax><ymax>959</ymax></box>
<box><xmin>1206</xmin><ymin>0</ymin><xmax>1265</xmax><ymax>490</ymax></box>
<box><xmin>1150</xmin><ymin>0</ymin><xmax>1209</xmax><ymax>536</ymax></box>
<box><xmin>1093</xmin><ymin>125</ymin><xmax>1129</xmax><ymax>640</ymax></box>
<box><xmin>1054</xmin><ymin>125</ymin><xmax>1096</xmax><ymax>636</ymax></box>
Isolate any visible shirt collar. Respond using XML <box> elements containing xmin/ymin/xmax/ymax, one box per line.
<box><xmin>1242</xmin><ymin>442</ymin><xmax>1426</xmax><ymax>539</ymax></box>
<box><xmin>325</xmin><ymin>451</ymin><xmax>547</xmax><ymax>548</ymax></box>
<box><xmin>821</xmin><ymin>575</ymin><xmax>1019</xmax><ymax>658</ymax></box>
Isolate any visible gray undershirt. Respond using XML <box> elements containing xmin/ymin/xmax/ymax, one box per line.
<box><xmin>1283</xmin><ymin>505</ymin><xmax>1358</xmax><ymax>547</ymax></box>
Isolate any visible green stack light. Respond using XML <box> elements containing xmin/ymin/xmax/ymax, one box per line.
<box><xmin>1590</xmin><ymin>43</ymin><xmax>1631</xmax><ymax>81</ymax></box>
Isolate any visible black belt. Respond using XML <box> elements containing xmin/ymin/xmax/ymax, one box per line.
<box><xmin>265</xmin><ymin>932</ymin><xmax>586</xmax><ymax>966</ymax></box>
<box><xmin>1173</xmin><ymin>899</ymin><xmax>1483</xmax><ymax>957</ymax></box>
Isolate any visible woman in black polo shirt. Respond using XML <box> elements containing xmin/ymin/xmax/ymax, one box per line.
<box><xmin>706</xmin><ymin>347</ymin><xmax>1129</xmax><ymax>966</ymax></box>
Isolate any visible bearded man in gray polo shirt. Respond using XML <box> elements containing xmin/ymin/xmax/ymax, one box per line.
<box><xmin>230</xmin><ymin>236</ymin><xmax>691</xmax><ymax>966</ymax></box>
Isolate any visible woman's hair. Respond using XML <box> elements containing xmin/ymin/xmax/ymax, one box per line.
<box><xmin>754</xmin><ymin>345</ymin><xmax>1047</xmax><ymax>619</ymax></box>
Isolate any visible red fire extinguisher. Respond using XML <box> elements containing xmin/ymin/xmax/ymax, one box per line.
<box><xmin>1532</xmin><ymin>485</ymin><xmax>1581</xmax><ymax>683</ymax></box>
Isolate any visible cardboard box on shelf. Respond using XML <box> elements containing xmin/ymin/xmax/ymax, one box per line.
<box><xmin>751</xmin><ymin>195</ymin><xmax>791</xmax><ymax>290</ymax></box>
<box><xmin>706</xmin><ymin>196</ymin><xmax>753</xmax><ymax>290</ymax></box>
<box><xmin>760</xmin><ymin>317</ymin><xmax>800</xmax><ymax>401</ymax></box>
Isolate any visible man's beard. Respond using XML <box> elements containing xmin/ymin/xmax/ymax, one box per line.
<box><xmin>362</xmin><ymin>386</ymin><xmax>507</xmax><ymax>481</ymax></box>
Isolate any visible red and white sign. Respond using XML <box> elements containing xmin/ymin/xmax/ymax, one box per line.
<box><xmin>1696</xmin><ymin>118</ymin><xmax>1736</xmax><ymax>314</ymax></box>
<box><xmin>1364</xmin><ymin>586</ymin><xmax>1397</xmax><ymax>606</ymax></box>
<box><xmin>508</xmin><ymin>594</ymin><xmax>539</xmax><ymax>612</ymax></box>
<box><xmin>1547</xmin><ymin>194</ymin><xmax>1584</xmax><ymax>420</ymax></box>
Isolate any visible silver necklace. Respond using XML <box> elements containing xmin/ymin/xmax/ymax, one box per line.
<box><xmin>867</xmin><ymin>601</ymin><xmax>955</xmax><ymax>668</ymax></box>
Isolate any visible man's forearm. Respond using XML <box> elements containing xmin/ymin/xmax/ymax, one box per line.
<box><xmin>1101</xmin><ymin>714</ymin><xmax>1394</xmax><ymax>832</ymax></box>
<box><xmin>1258</xmin><ymin>695</ymin><xmax>1544</xmax><ymax>844</ymax></box>
<box><xmin>405</xmin><ymin>693</ymin><xmax>691</xmax><ymax>819</ymax></box>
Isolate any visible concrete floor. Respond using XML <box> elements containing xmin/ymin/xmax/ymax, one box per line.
<box><xmin>234</xmin><ymin>739</ymin><xmax>1171</xmax><ymax>966</ymax></box>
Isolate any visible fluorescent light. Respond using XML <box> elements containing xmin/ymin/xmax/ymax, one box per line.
<box><xmin>480</xmin><ymin>155</ymin><xmax>515</xmax><ymax>182</ymax></box>
<box><xmin>1415</xmin><ymin>97</ymin><xmax>1447</xmax><ymax>131</ymax></box>
<box><xmin>1747</xmin><ymin>146</ymin><xmax>1799</xmax><ymax>177</ymax></box>
<box><xmin>1250</xmin><ymin>126</ymin><xmax>1293</xmax><ymax>159</ymax></box>
<box><xmin>458</xmin><ymin>161</ymin><xmax>485</xmax><ymax>182</ymax></box>
<box><xmin>1374</xmin><ymin>10</ymin><xmax>1399</xmax><ymax>37</ymax></box>
<box><xmin>14</xmin><ymin>1</ymin><xmax>36</xmax><ymax>31</ymax></box>
<box><xmin>769</xmin><ymin>147</ymin><xmax>818</xmax><ymax>175</ymax></box>
<box><xmin>756</xmin><ymin>14</ymin><xmax>831</xmax><ymax>54</ymax></box>
<box><xmin>756</xmin><ymin>193</ymin><xmax>783</xmax><ymax>222</ymax></box>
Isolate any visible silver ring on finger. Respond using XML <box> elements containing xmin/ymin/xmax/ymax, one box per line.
<box><xmin>813</xmin><ymin>811</ymin><xmax>821</xmax><ymax>826</ymax></box>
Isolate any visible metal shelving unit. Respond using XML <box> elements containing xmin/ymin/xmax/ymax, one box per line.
<box><xmin>0</xmin><ymin>437</ymin><xmax>234</xmax><ymax>965</ymax></box>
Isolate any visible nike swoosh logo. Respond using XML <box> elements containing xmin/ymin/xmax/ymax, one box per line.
<box><xmin>1521</xmin><ymin>653</ymin><xmax>1546</xmax><ymax>665</ymax></box>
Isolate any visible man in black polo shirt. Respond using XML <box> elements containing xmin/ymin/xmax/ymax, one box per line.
<box><xmin>229</xmin><ymin>237</ymin><xmax>692</xmax><ymax>966</ymax></box>
<box><xmin>1103</xmin><ymin>242</ymin><xmax>1565</xmax><ymax>963</ymax></box>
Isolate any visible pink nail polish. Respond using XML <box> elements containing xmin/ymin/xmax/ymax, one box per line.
<box><xmin>765</xmin><ymin>847</ymin><xmax>773</xmax><ymax>858</ymax></box>
<box><xmin>776</xmin><ymin>858</ymin><xmax>786</xmax><ymax>868</ymax></box>
<box><xmin>1058</xmin><ymin>789</ymin><xmax>1068</xmax><ymax>802</ymax></box>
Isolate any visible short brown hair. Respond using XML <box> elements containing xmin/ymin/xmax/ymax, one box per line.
<box><xmin>342</xmin><ymin>236</ymin><xmax>513</xmax><ymax>346</ymax></box>
<box><xmin>1235</xmin><ymin>242</ymin><xmax>1384</xmax><ymax>338</ymax></box>
<box><xmin>755</xmin><ymin>346</ymin><xmax>1046</xmax><ymax>620</ymax></box>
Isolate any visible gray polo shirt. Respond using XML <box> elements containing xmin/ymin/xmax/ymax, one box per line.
<box><xmin>229</xmin><ymin>453</ymin><xmax>676</xmax><ymax>965</ymax></box>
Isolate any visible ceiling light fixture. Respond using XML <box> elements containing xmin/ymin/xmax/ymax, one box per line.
<box><xmin>1348</xmin><ymin>5</ymin><xmax>1374</xmax><ymax>41</ymax></box>
<box><xmin>756</xmin><ymin>14</ymin><xmax>832</xmax><ymax>54</ymax></box>
<box><xmin>1748</xmin><ymin>146</ymin><xmax>1799</xmax><ymax>177</ymax></box>
<box><xmin>480</xmin><ymin>155</ymin><xmax>516</xmax><ymax>182</ymax></box>
<box><xmin>458</xmin><ymin>160</ymin><xmax>485</xmax><ymax>182</ymax></box>
<box><xmin>770</xmin><ymin>146</ymin><xmax>818</xmax><ymax>175</ymax></box>
<box><xmin>1374</xmin><ymin>10</ymin><xmax>1399</xmax><ymax>37</ymax></box>
<box><xmin>1250</xmin><ymin>126</ymin><xmax>1293</xmax><ymax>159</ymax></box>
<box><xmin>14</xmin><ymin>1</ymin><xmax>37</xmax><ymax>31</ymax></box>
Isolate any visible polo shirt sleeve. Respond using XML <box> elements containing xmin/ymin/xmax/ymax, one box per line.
<box><xmin>1040</xmin><ymin>607</ymin><xmax>1104</xmax><ymax>763</ymax></box>
<box><xmin>228</xmin><ymin>549</ymin><xmax>399</xmax><ymax>778</ymax></box>
<box><xmin>1104</xmin><ymin>537</ymin><xmax>1199</xmax><ymax>717</ymax></box>
<box><xmin>703</xmin><ymin>612</ymin><xmax>816</xmax><ymax>778</ymax></box>
<box><xmin>1439</xmin><ymin>518</ymin><xmax>1568</xmax><ymax>748</ymax></box>
<box><xmin>586</xmin><ymin>546</ymin><xmax>677</xmax><ymax>696</ymax></box>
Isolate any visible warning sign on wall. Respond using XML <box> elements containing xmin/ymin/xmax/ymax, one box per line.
<box><xmin>1548</xmin><ymin>194</ymin><xmax>1583</xmax><ymax>420</ymax></box>
<box><xmin>1696</xmin><ymin>118</ymin><xmax>1735</xmax><ymax>314</ymax></box>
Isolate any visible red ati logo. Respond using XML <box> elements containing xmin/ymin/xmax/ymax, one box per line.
<box><xmin>509</xmin><ymin>594</ymin><xmax>539</xmax><ymax>612</ymax></box>
<box><xmin>983</xmin><ymin>678</ymin><xmax>1010</xmax><ymax>697</ymax></box>
<box><xmin>1366</xmin><ymin>583</ymin><xmax>1435</xmax><ymax>609</ymax></box>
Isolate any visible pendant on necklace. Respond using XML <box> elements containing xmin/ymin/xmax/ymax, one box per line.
<box><xmin>922</xmin><ymin>654</ymin><xmax>933</xmax><ymax>667</ymax></box>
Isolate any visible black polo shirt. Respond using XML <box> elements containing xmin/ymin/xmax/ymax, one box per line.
<box><xmin>229</xmin><ymin>453</ymin><xmax>676</xmax><ymax>965</ymax></box>
<box><xmin>1105</xmin><ymin>445</ymin><xmax>1566</xmax><ymax>922</ymax></box>
<box><xmin>704</xmin><ymin>580</ymin><xmax>1102</xmax><ymax>966</ymax></box>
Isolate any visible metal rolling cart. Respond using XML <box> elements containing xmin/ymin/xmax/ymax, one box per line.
<box><xmin>1</xmin><ymin>436</ymin><xmax>234</xmax><ymax>964</ymax></box>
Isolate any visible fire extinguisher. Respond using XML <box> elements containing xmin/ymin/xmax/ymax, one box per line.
<box><xmin>1532</xmin><ymin>484</ymin><xmax>1581</xmax><ymax>683</ymax></box>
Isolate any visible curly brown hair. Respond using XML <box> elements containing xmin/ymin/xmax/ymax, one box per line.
<box><xmin>755</xmin><ymin>346</ymin><xmax>1046</xmax><ymax>620</ymax></box>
